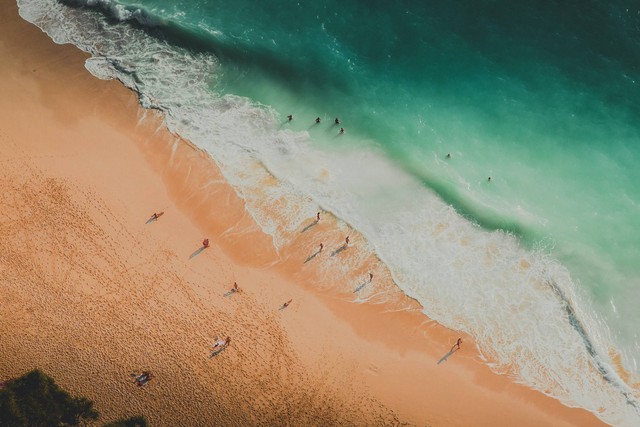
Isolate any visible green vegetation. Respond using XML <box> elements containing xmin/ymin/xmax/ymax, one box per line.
<box><xmin>0</xmin><ymin>369</ymin><xmax>147</xmax><ymax>427</ymax></box>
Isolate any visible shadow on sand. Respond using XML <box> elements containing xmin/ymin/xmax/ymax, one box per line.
<box><xmin>300</xmin><ymin>220</ymin><xmax>319</xmax><ymax>233</ymax></box>
<box><xmin>437</xmin><ymin>348</ymin><xmax>459</xmax><ymax>365</ymax></box>
<box><xmin>331</xmin><ymin>244</ymin><xmax>348</xmax><ymax>257</ymax></box>
<box><xmin>209</xmin><ymin>346</ymin><xmax>227</xmax><ymax>358</ymax></box>
<box><xmin>189</xmin><ymin>246</ymin><xmax>206</xmax><ymax>259</ymax></box>
<box><xmin>353</xmin><ymin>278</ymin><xmax>372</xmax><ymax>293</ymax></box>
<box><xmin>304</xmin><ymin>249</ymin><xmax>322</xmax><ymax>264</ymax></box>
<box><xmin>145</xmin><ymin>216</ymin><xmax>158</xmax><ymax>225</ymax></box>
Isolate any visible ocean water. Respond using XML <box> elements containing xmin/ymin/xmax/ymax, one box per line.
<box><xmin>17</xmin><ymin>0</ymin><xmax>640</xmax><ymax>424</ymax></box>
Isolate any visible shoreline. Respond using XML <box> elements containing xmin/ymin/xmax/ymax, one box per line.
<box><xmin>0</xmin><ymin>2</ymin><xmax>608</xmax><ymax>426</ymax></box>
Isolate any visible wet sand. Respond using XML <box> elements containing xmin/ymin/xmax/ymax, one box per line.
<box><xmin>0</xmin><ymin>2</ymin><xmax>607</xmax><ymax>426</ymax></box>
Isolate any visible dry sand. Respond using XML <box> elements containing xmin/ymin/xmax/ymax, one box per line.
<box><xmin>0</xmin><ymin>2</ymin><xmax>607</xmax><ymax>426</ymax></box>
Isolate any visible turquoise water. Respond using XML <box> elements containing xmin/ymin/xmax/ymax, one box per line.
<box><xmin>136</xmin><ymin>0</ymin><xmax>640</xmax><ymax>357</ymax></box>
<box><xmin>19</xmin><ymin>0</ymin><xmax>640</xmax><ymax>424</ymax></box>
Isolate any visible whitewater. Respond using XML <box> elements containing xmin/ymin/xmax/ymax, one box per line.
<box><xmin>17</xmin><ymin>0</ymin><xmax>640</xmax><ymax>425</ymax></box>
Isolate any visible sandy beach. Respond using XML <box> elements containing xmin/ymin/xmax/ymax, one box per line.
<box><xmin>0</xmin><ymin>2</ymin><xmax>608</xmax><ymax>426</ymax></box>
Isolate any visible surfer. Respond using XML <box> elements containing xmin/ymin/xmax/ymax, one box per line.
<box><xmin>334</xmin><ymin>117</ymin><xmax>340</xmax><ymax>125</ymax></box>
<box><xmin>315</xmin><ymin>117</ymin><xmax>321</xmax><ymax>123</ymax></box>
<box><xmin>446</xmin><ymin>153</ymin><xmax>451</xmax><ymax>159</ymax></box>
<box><xmin>339</xmin><ymin>127</ymin><xmax>345</xmax><ymax>134</ymax></box>
<box><xmin>287</xmin><ymin>114</ymin><xmax>293</xmax><ymax>121</ymax></box>
<box><xmin>487</xmin><ymin>176</ymin><xmax>492</xmax><ymax>182</ymax></box>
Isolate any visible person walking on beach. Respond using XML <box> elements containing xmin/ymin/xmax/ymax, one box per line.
<box><xmin>345</xmin><ymin>236</ymin><xmax>350</xmax><ymax>246</ymax></box>
<box><xmin>231</xmin><ymin>282</ymin><xmax>240</xmax><ymax>293</ymax></box>
<box><xmin>282</xmin><ymin>299</ymin><xmax>293</xmax><ymax>309</ymax></box>
<box><xmin>452</xmin><ymin>338</ymin><xmax>462</xmax><ymax>352</ymax></box>
<box><xmin>316</xmin><ymin>211</ymin><xmax>321</xmax><ymax>222</ymax></box>
<box><xmin>213</xmin><ymin>335</ymin><xmax>230</xmax><ymax>349</ymax></box>
<box><xmin>369</xmin><ymin>272</ymin><xmax>373</xmax><ymax>282</ymax></box>
<box><xmin>319</xmin><ymin>243</ymin><xmax>324</xmax><ymax>252</ymax></box>
<box><xmin>203</xmin><ymin>238</ymin><xmax>210</xmax><ymax>248</ymax></box>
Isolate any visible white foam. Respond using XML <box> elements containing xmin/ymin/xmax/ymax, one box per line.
<box><xmin>17</xmin><ymin>0</ymin><xmax>640</xmax><ymax>424</ymax></box>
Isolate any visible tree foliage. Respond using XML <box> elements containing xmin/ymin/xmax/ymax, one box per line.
<box><xmin>0</xmin><ymin>369</ymin><xmax>98</xmax><ymax>426</ymax></box>
<box><xmin>0</xmin><ymin>369</ymin><xmax>147</xmax><ymax>427</ymax></box>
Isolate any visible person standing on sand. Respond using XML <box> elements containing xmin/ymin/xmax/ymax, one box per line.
<box><xmin>345</xmin><ymin>236</ymin><xmax>350</xmax><ymax>246</ymax></box>
<box><xmin>369</xmin><ymin>273</ymin><xmax>373</xmax><ymax>281</ymax></box>
<box><xmin>453</xmin><ymin>338</ymin><xmax>462</xmax><ymax>351</ymax></box>
<box><xmin>203</xmin><ymin>238</ymin><xmax>210</xmax><ymax>248</ymax></box>
<box><xmin>212</xmin><ymin>336</ymin><xmax>227</xmax><ymax>349</ymax></box>
<box><xmin>319</xmin><ymin>243</ymin><xmax>324</xmax><ymax>252</ymax></box>
<box><xmin>282</xmin><ymin>299</ymin><xmax>293</xmax><ymax>309</ymax></box>
<box><xmin>316</xmin><ymin>211</ymin><xmax>320</xmax><ymax>222</ymax></box>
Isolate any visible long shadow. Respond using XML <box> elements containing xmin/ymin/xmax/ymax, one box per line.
<box><xmin>223</xmin><ymin>290</ymin><xmax>238</xmax><ymax>298</ymax></box>
<box><xmin>353</xmin><ymin>278</ymin><xmax>372</xmax><ymax>293</ymax></box>
<box><xmin>437</xmin><ymin>348</ymin><xmax>459</xmax><ymax>365</ymax></box>
<box><xmin>304</xmin><ymin>249</ymin><xmax>322</xmax><ymax>264</ymax></box>
<box><xmin>300</xmin><ymin>220</ymin><xmax>319</xmax><ymax>233</ymax></box>
<box><xmin>331</xmin><ymin>244</ymin><xmax>348</xmax><ymax>257</ymax></box>
<box><xmin>209</xmin><ymin>346</ymin><xmax>227</xmax><ymax>358</ymax></box>
<box><xmin>189</xmin><ymin>246</ymin><xmax>206</xmax><ymax>259</ymax></box>
<box><xmin>145</xmin><ymin>215</ymin><xmax>158</xmax><ymax>225</ymax></box>
<box><xmin>307</xmin><ymin>122</ymin><xmax>321</xmax><ymax>131</ymax></box>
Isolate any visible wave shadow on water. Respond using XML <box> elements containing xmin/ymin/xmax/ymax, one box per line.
<box><xmin>546</xmin><ymin>279</ymin><xmax>640</xmax><ymax>411</ymax></box>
